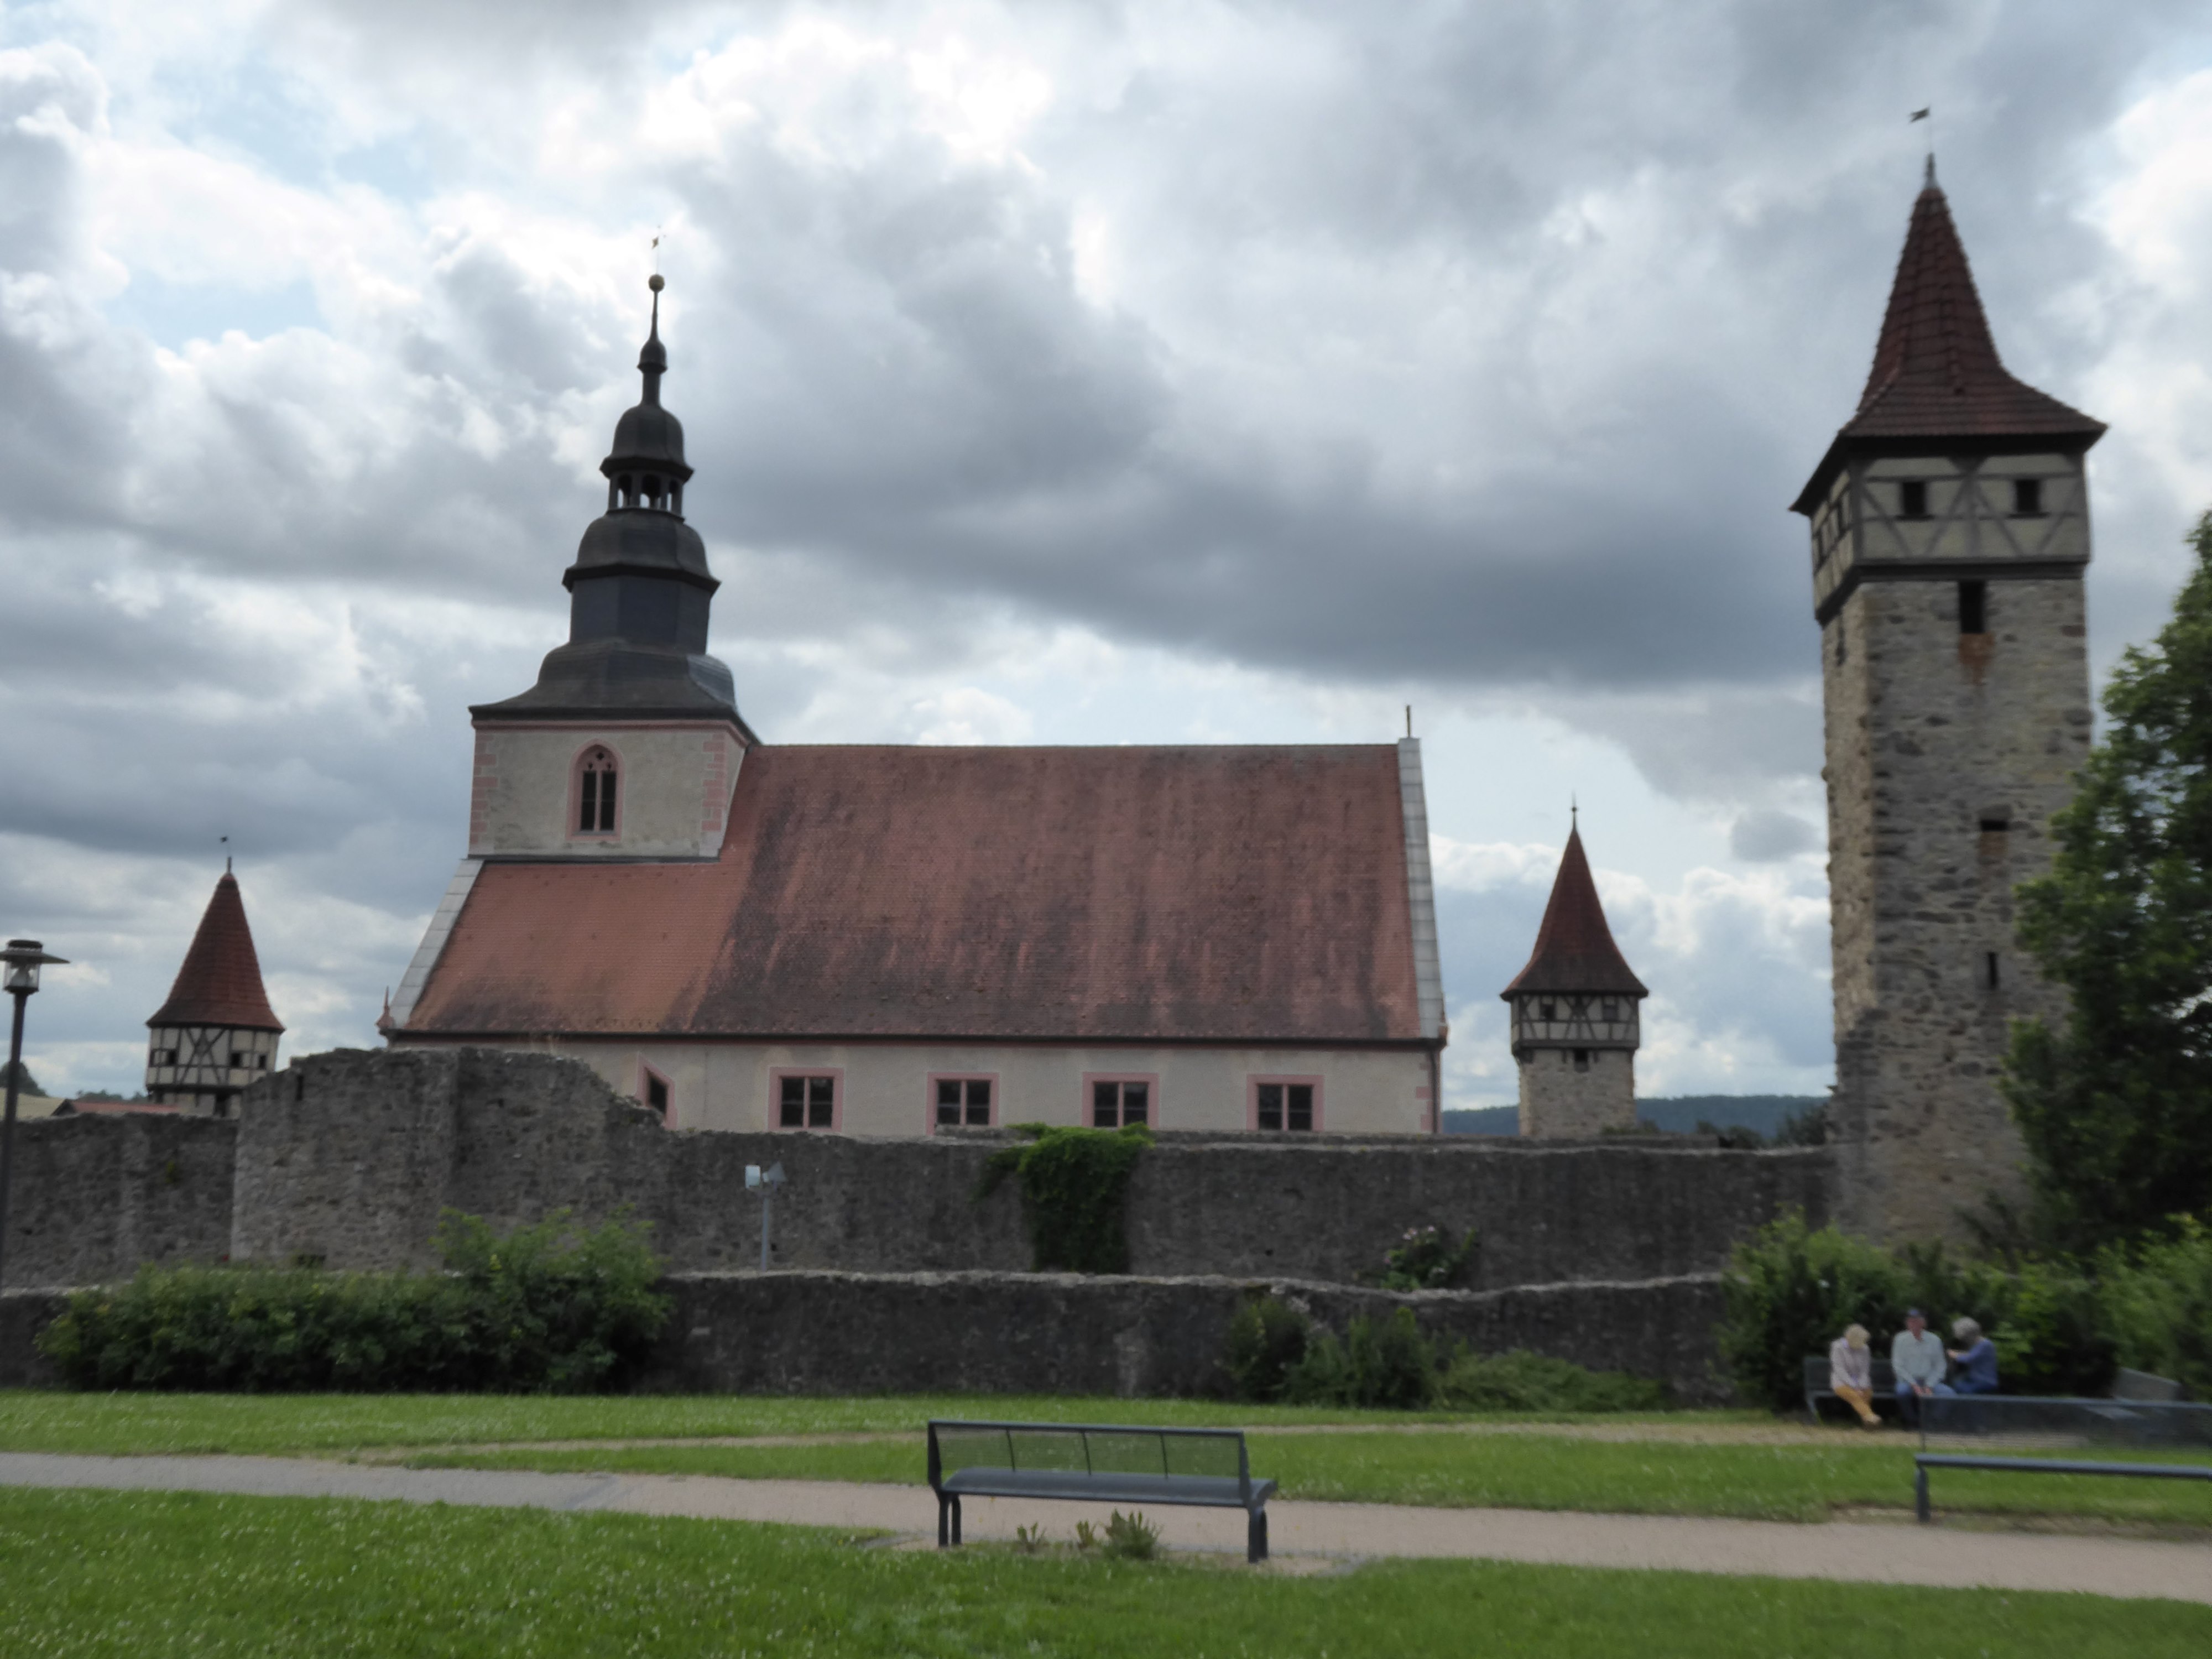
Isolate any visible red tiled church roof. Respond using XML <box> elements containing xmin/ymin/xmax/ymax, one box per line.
<box><xmin>1501</xmin><ymin>826</ymin><xmax>1647</xmax><ymax>999</ymax></box>
<box><xmin>404</xmin><ymin>745</ymin><xmax>1425</xmax><ymax>1044</ymax></box>
<box><xmin>1794</xmin><ymin>176</ymin><xmax>2103</xmax><ymax>513</ymax></box>
<box><xmin>148</xmin><ymin>873</ymin><xmax>284</xmax><ymax>1031</ymax></box>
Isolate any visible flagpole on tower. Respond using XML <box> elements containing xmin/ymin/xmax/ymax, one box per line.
<box><xmin>1910</xmin><ymin>107</ymin><xmax>1933</xmax><ymax>184</ymax></box>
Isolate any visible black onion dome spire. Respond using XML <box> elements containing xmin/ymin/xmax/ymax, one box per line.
<box><xmin>472</xmin><ymin>276</ymin><xmax>753</xmax><ymax>731</ymax></box>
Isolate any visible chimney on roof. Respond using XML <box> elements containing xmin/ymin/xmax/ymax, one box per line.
<box><xmin>1500</xmin><ymin>822</ymin><xmax>1645</xmax><ymax>1138</ymax></box>
<box><xmin>144</xmin><ymin>870</ymin><xmax>283</xmax><ymax>1119</ymax></box>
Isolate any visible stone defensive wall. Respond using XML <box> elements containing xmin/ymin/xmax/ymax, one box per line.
<box><xmin>0</xmin><ymin>1047</ymin><xmax>1830</xmax><ymax>1399</ymax></box>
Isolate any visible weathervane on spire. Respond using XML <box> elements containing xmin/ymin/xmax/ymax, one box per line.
<box><xmin>1911</xmin><ymin>107</ymin><xmax>1934</xmax><ymax>185</ymax></box>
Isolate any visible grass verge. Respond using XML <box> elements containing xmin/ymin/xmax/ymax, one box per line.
<box><xmin>0</xmin><ymin>1389</ymin><xmax>1723</xmax><ymax>1457</ymax></box>
<box><xmin>2</xmin><ymin>1486</ymin><xmax>2207</xmax><ymax>1658</ymax></box>
<box><xmin>411</xmin><ymin>1431</ymin><xmax>2212</xmax><ymax>1527</ymax></box>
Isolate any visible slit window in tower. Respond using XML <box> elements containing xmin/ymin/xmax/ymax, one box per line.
<box><xmin>1985</xmin><ymin>952</ymin><xmax>2001</xmax><ymax>990</ymax></box>
<box><xmin>576</xmin><ymin>747</ymin><xmax>618</xmax><ymax>834</ymax></box>
<box><xmin>1899</xmin><ymin>479</ymin><xmax>1929</xmax><ymax>519</ymax></box>
<box><xmin>1573</xmin><ymin>1048</ymin><xmax>1591</xmax><ymax>1072</ymax></box>
<box><xmin>2013</xmin><ymin>478</ymin><xmax>2043</xmax><ymax>517</ymax></box>
<box><xmin>1959</xmin><ymin>580</ymin><xmax>1987</xmax><ymax>635</ymax></box>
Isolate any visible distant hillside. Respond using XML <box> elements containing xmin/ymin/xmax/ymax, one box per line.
<box><xmin>1444</xmin><ymin>1095</ymin><xmax>1827</xmax><ymax>1139</ymax></box>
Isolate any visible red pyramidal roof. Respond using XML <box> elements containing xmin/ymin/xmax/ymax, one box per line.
<box><xmin>1501</xmin><ymin>826</ymin><xmax>1647</xmax><ymax>999</ymax></box>
<box><xmin>1794</xmin><ymin>175</ymin><xmax>2103</xmax><ymax>513</ymax></box>
<box><xmin>148</xmin><ymin>873</ymin><xmax>284</xmax><ymax>1031</ymax></box>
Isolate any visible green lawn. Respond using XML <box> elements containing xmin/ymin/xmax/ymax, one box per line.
<box><xmin>2</xmin><ymin>1486</ymin><xmax>2205</xmax><ymax>1658</ymax></box>
<box><xmin>0</xmin><ymin>1389</ymin><xmax>1726</xmax><ymax>1455</ymax></box>
<box><xmin>413</xmin><ymin>1430</ymin><xmax>2212</xmax><ymax>1527</ymax></box>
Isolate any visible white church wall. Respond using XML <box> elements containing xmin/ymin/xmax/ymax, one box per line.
<box><xmin>472</xmin><ymin>1039</ymin><xmax>1436</xmax><ymax>1138</ymax></box>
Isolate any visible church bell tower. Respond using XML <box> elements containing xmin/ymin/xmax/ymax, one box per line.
<box><xmin>1794</xmin><ymin>168</ymin><xmax>2104</xmax><ymax>1240</ymax></box>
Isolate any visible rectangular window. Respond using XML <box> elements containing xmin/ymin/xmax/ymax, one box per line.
<box><xmin>1601</xmin><ymin>999</ymin><xmax>1620</xmax><ymax>1022</ymax></box>
<box><xmin>777</xmin><ymin>1072</ymin><xmax>837</xmax><ymax>1130</ymax></box>
<box><xmin>1835</xmin><ymin>615</ymin><xmax>1847</xmax><ymax>666</ymax></box>
<box><xmin>2012</xmin><ymin>477</ymin><xmax>2043</xmax><ymax>517</ymax></box>
<box><xmin>1979</xmin><ymin>817</ymin><xmax>2010</xmax><ymax>834</ymax></box>
<box><xmin>1253</xmin><ymin>1079</ymin><xmax>1319</xmax><ymax>1133</ymax></box>
<box><xmin>1959</xmin><ymin>580</ymin><xmax>1987</xmax><ymax>635</ymax></box>
<box><xmin>645</xmin><ymin>1069</ymin><xmax>670</xmax><ymax>1119</ymax></box>
<box><xmin>1985</xmin><ymin>952</ymin><xmax>2001</xmax><ymax>990</ymax></box>
<box><xmin>1573</xmin><ymin>1048</ymin><xmax>1591</xmax><ymax>1072</ymax></box>
<box><xmin>1090</xmin><ymin>1078</ymin><xmax>1150</xmax><ymax>1129</ymax></box>
<box><xmin>1899</xmin><ymin>479</ymin><xmax>1929</xmax><ymax>519</ymax></box>
<box><xmin>1538</xmin><ymin>998</ymin><xmax>1557</xmax><ymax>1022</ymax></box>
<box><xmin>932</xmin><ymin>1076</ymin><xmax>994</xmax><ymax>1130</ymax></box>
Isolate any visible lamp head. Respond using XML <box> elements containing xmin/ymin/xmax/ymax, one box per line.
<box><xmin>1</xmin><ymin>940</ymin><xmax>66</xmax><ymax>996</ymax></box>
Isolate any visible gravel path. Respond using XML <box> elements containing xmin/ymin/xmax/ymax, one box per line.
<box><xmin>3</xmin><ymin>1451</ymin><xmax>2206</xmax><ymax>1603</ymax></box>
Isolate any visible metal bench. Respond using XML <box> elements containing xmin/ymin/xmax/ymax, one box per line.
<box><xmin>1803</xmin><ymin>1354</ymin><xmax>1897</xmax><ymax>1422</ymax></box>
<box><xmin>1914</xmin><ymin>1452</ymin><xmax>2212</xmax><ymax>1521</ymax></box>
<box><xmin>1922</xmin><ymin>1392</ymin><xmax>2212</xmax><ymax>1447</ymax></box>
<box><xmin>927</xmin><ymin>1419</ymin><xmax>1278</xmax><ymax>1562</ymax></box>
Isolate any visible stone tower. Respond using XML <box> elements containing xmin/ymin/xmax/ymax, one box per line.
<box><xmin>1501</xmin><ymin>822</ymin><xmax>1647</xmax><ymax>1136</ymax></box>
<box><xmin>1792</xmin><ymin>169</ymin><xmax>2104</xmax><ymax>1240</ymax></box>
<box><xmin>145</xmin><ymin>867</ymin><xmax>284</xmax><ymax>1116</ymax></box>
<box><xmin>385</xmin><ymin>278</ymin><xmax>758</xmax><ymax>1032</ymax></box>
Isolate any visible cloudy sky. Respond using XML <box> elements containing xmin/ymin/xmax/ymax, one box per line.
<box><xmin>5</xmin><ymin>1</ymin><xmax>2212</xmax><ymax>1109</ymax></box>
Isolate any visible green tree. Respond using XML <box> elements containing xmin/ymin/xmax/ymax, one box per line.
<box><xmin>2005</xmin><ymin>510</ymin><xmax>2212</xmax><ymax>1251</ymax></box>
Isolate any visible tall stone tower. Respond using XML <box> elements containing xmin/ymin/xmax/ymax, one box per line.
<box><xmin>1792</xmin><ymin>168</ymin><xmax>2104</xmax><ymax>1240</ymax></box>
<box><xmin>1501</xmin><ymin>821</ymin><xmax>1648</xmax><ymax>1136</ymax></box>
<box><xmin>145</xmin><ymin>867</ymin><xmax>284</xmax><ymax>1117</ymax></box>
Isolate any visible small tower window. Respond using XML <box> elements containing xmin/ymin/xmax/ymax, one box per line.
<box><xmin>576</xmin><ymin>747</ymin><xmax>618</xmax><ymax>834</ymax></box>
<box><xmin>1538</xmin><ymin>999</ymin><xmax>1557</xmax><ymax>1022</ymax></box>
<box><xmin>644</xmin><ymin>1068</ymin><xmax>670</xmax><ymax>1120</ymax></box>
<box><xmin>1573</xmin><ymin>1048</ymin><xmax>1591</xmax><ymax>1072</ymax></box>
<box><xmin>1898</xmin><ymin>479</ymin><xmax>1929</xmax><ymax>519</ymax></box>
<box><xmin>1835</xmin><ymin>615</ymin><xmax>1848</xmax><ymax>666</ymax></box>
<box><xmin>1985</xmin><ymin>951</ymin><xmax>2001</xmax><ymax>990</ymax></box>
<box><xmin>1959</xmin><ymin>580</ymin><xmax>1987</xmax><ymax>635</ymax></box>
<box><xmin>2012</xmin><ymin>478</ymin><xmax>2043</xmax><ymax>517</ymax></box>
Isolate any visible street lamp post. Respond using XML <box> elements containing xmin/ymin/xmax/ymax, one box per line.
<box><xmin>0</xmin><ymin>940</ymin><xmax>68</xmax><ymax>1292</ymax></box>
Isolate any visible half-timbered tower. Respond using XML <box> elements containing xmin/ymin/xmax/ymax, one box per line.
<box><xmin>1792</xmin><ymin>166</ymin><xmax>2104</xmax><ymax>1240</ymax></box>
<box><xmin>145</xmin><ymin>868</ymin><xmax>284</xmax><ymax>1115</ymax></box>
<box><xmin>1501</xmin><ymin>822</ymin><xmax>1646</xmax><ymax>1136</ymax></box>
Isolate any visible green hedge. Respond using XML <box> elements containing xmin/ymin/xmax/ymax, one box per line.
<box><xmin>37</xmin><ymin>1209</ymin><xmax>671</xmax><ymax>1393</ymax></box>
<box><xmin>1223</xmin><ymin>1297</ymin><xmax>1670</xmax><ymax>1411</ymax></box>
<box><xmin>978</xmin><ymin>1124</ymin><xmax>1152</xmax><ymax>1274</ymax></box>
<box><xmin>1716</xmin><ymin>1210</ymin><xmax>2174</xmax><ymax>1411</ymax></box>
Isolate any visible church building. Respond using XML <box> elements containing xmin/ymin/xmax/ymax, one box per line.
<box><xmin>384</xmin><ymin>279</ymin><xmax>1449</xmax><ymax>1136</ymax></box>
<box><xmin>1795</xmin><ymin>166</ymin><xmax>2103</xmax><ymax>1240</ymax></box>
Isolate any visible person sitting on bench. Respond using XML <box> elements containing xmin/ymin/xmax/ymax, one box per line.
<box><xmin>1947</xmin><ymin>1317</ymin><xmax>2000</xmax><ymax>1396</ymax></box>
<box><xmin>1828</xmin><ymin>1324</ymin><xmax>1881</xmax><ymax>1427</ymax></box>
<box><xmin>1891</xmin><ymin>1308</ymin><xmax>1952</xmax><ymax>1426</ymax></box>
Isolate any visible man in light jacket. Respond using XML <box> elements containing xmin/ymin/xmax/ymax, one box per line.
<box><xmin>1891</xmin><ymin>1308</ymin><xmax>1952</xmax><ymax>1427</ymax></box>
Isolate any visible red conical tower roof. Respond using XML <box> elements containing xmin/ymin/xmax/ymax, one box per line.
<box><xmin>1794</xmin><ymin>172</ymin><xmax>2103</xmax><ymax>513</ymax></box>
<box><xmin>1501</xmin><ymin>826</ymin><xmax>1647</xmax><ymax>998</ymax></box>
<box><xmin>147</xmin><ymin>872</ymin><xmax>284</xmax><ymax>1031</ymax></box>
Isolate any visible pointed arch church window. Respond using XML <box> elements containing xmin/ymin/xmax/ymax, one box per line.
<box><xmin>577</xmin><ymin>747</ymin><xmax>619</xmax><ymax>834</ymax></box>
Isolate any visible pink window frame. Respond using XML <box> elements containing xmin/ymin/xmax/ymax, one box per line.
<box><xmin>639</xmin><ymin>1061</ymin><xmax>674</xmax><ymax>1126</ymax></box>
<box><xmin>1247</xmin><ymin>1074</ymin><xmax>1324</xmax><ymax>1133</ymax></box>
<box><xmin>569</xmin><ymin>742</ymin><xmax>623</xmax><ymax>841</ymax></box>
<box><xmin>770</xmin><ymin>1066</ymin><xmax>843</xmax><ymax>1133</ymax></box>
<box><xmin>925</xmin><ymin>1071</ymin><xmax>1000</xmax><ymax>1135</ymax></box>
<box><xmin>1082</xmin><ymin>1071</ymin><xmax>1160</xmax><ymax>1130</ymax></box>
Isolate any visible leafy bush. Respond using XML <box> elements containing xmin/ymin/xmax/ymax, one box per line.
<box><xmin>1223</xmin><ymin>1296</ymin><xmax>1312</xmax><ymax>1402</ymax></box>
<box><xmin>1378</xmin><ymin>1224</ymin><xmax>1477</xmax><ymax>1291</ymax></box>
<box><xmin>978</xmin><ymin>1124</ymin><xmax>1152</xmax><ymax>1274</ymax></box>
<box><xmin>2100</xmin><ymin>1217</ymin><xmax>2212</xmax><ymax>1397</ymax></box>
<box><xmin>1988</xmin><ymin>1260</ymin><xmax>2116</xmax><ymax>1397</ymax></box>
<box><xmin>1438</xmin><ymin>1349</ymin><xmax>1670</xmax><ymax>1413</ymax></box>
<box><xmin>37</xmin><ymin>1209</ymin><xmax>670</xmax><ymax>1393</ymax></box>
<box><xmin>1719</xmin><ymin>1211</ymin><xmax>1911</xmax><ymax>1412</ymax></box>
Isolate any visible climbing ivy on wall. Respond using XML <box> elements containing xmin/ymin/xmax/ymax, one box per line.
<box><xmin>978</xmin><ymin>1124</ymin><xmax>1153</xmax><ymax>1274</ymax></box>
